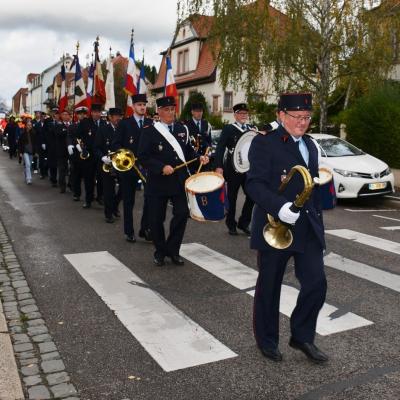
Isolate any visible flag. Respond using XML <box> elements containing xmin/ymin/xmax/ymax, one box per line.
<box><xmin>92</xmin><ymin>39</ymin><xmax>106</xmax><ymax>105</ymax></box>
<box><xmin>104</xmin><ymin>57</ymin><xmax>115</xmax><ymax>110</ymax></box>
<box><xmin>125</xmin><ymin>95</ymin><xmax>134</xmax><ymax>118</ymax></box>
<box><xmin>137</xmin><ymin>60</ymin><xmax>147</xmax><ymax>95</ymax></box>
<box><xmin>124</xmin><ymin>37</ymin><xmax>138</xmax><ymax>96</ymax></box>
<box><xmin>58</xmin><ymin>64</ymin><xmax>68</xmax><ymax>113</ymax></box>
<box><xmin>164</xmin><ymin>54</ymin><xmax>179</xmax><ymax>114</ymax></box>
<box><xmin>18</xmin><ymin>92</ymin><xmax>25</xmax><ymax>116</ymax></box>
<box><xmin>86</xmin><ymin>63</ymin><xmax>94</xmax><ymax>110</ymax></box>
<box><xmin>71</xmin><ymin>55</ymin><xmax>88</xmax><ymax>109</ymax></box>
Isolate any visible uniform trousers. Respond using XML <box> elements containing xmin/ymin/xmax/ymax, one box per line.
<box><xmin>38</xmin><ymin>149</ymin><xmax>48</xmax><ymax>177</ymax></box>
<box><xmin>57</xmin><ymin>158</ymin><xmax>68</xmax><ymax>190</ymax></box>
<box><xmin>147</xmin><ymin>193</ymin><xmax>189</xmax><ymax>258</ymax></box>
<box><xmin>253</xmin><ymin>229</ymin><xmax>327</xmax><ymax>350</ymax></box>
<box><xmin>120</xmin><ymin>171</ymin><xmax>139</xmax><ymax>236</ymax></box>
<box><xmin>81</xmin><ymin>158</ymin><xmax>96</xmax><ymax>203</ymax></box>
<box><xmin>103</xmin><ymin>171</ymin><xmax>121</xmax><ymax>218</ymax></box>
<box><xmin>95</xmin><ymin>161</ymin><xmax>103</xmax><ymax>201</ymax></box>
<box><xmin>225</xmin><ymin>170</ymin><xmax>254</xmax><ymax>229</ymax></box>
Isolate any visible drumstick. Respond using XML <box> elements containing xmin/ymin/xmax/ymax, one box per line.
<box><xmin>196</xmin><ymin>147</ymin><xmax>211</xmax><ymax>174</ymax></box>
<box><xmin>173</xmin><ymin>157</ymin><xmax>199</xmax><ymax>171</ymax></box>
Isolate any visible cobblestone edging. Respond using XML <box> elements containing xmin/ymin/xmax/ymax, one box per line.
<box><xmin>0</xmin><ymin>221</ymin><xmax>80</xmax><ymax>400</ymax></box>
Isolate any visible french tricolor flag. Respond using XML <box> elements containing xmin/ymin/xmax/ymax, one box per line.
<box><xmin>137</xmin><ymin>60</ymin><xmax>147</xmax><ymax>95</ymax></box>
<box><xmin>86</xmin><ymin>63</ymin><xmax>94</xmax><ymax>110</ymax></box>
<box><xmin>164</xmin><ymin>54</ymin><xmax>179</xmax><ymax>114</ymax></box>
<box><xmin>124</xmin><ymin>40</ymin><xmax>138</xmax><ymax>96</ymax></box>
<box><xmin>72</xmin><ymin>55</ymin><xmax>88</xmax><ymax>109</ymax></box>
<box><xmin>58</xmin><ymin>63</ymin><xmax>68</xmax><ymax>113</ymax></box>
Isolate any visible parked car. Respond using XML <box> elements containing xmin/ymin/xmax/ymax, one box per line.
<box><xmin>309</xmin><ymin>134</ymin><xmax>395</xmax><ymax>198</ymax></box>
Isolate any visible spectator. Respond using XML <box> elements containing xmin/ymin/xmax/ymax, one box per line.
<box><xmin>18</xmin><ymin>119</ymin><xmax>37</xmax><ymax>184</ymax></box>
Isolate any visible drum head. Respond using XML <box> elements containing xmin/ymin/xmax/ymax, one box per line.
<box><xmin>185</xmin><ymin>172</ymin><xmax>225</xmax><ymax>194</ymax></box>
<box><xmin>233</xmin><ymin>131</ymin><xmax>257</xmax><ymax>173</ymax></box>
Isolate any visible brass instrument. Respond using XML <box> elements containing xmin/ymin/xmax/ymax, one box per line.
<box><xmin>263</xmin><ymin>165</ymin><xmax>322</xmax><ymax>250</ymax></box>
<box><xmin>77</xmin><ymin>139</ymin><xmax>90</xmax><ymax>160</ymax></box>
<box><xmin>102</xmin><ymin>148</ymin><xmax>146</xmax><ymax>183</ymax></box>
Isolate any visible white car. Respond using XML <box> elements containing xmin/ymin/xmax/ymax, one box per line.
<box><xmin>309</xmin><ymin>134</ymin><xmax>395</xmax><ymax>198</ymax></box>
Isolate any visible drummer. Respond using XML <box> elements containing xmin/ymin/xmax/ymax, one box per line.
<box><xmin>138</xmin><ymin>95</ymin><xmax>210</xmax><ymax>267</ymax></box>
<box><xmin>215</xmin><ymin>103</ymin><xmax>255</xmax><ymax>235</ymax></box>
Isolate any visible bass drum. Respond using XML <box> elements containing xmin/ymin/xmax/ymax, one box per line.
<box><xmin>232</xmin><ymin>131</ymin><xmax>257</xmax><ymax>173</ymax></box>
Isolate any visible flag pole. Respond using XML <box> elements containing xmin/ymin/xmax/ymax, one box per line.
<box><xmin>72</xmin><ymin>41</ymin><xmax>79</xmax><ymax>122</ymax></box>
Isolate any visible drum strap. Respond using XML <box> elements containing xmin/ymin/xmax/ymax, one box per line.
<box><xmin>154</xmin><ymin>122</ymin><xmax>186</xmax><ymax>163</ymax></box>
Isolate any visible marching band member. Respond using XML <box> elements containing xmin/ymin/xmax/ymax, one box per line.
<box><xmin>55</xmin><ymin>110</ymin><xmax>71</xmax><ymax>193</ymax></box>
<box><xmin>215</xmin><ymin>103</ymin><xmax>255</xmax><ymax>235</ymax></box>
<box><xmin>112</xmin><ymin>94</ymin><xmax>153</xmax><ymax>243</ymax></box>
<box><xmin>43</xmin><ymin>107</ymin><xmax>60</xmax><ymax>187</ymax></box>
<box><xmin>246</xmin><ymin>92</ymin><xmax>328</xmax><ymax>364</ymax></box>
<box><xmin>138</xmin><ymin>96</ymin><xmax>209</xmax><ymax>267</ymax></box>
<box><xmin>94</xmin><ymin>107</ymin><xmax>122</xmax><ymax>223</ymax></box>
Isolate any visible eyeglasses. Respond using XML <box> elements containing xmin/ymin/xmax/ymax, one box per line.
<box><xmin>285</xmin><ymin>112</ymin><xmax>312</xmax><ymax>122</ymax></box>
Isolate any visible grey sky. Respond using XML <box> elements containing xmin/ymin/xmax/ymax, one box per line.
<box><xmin>0</xmin><ymin>0</ymin><xmax>179</xmax><ymax>106</ymax></box>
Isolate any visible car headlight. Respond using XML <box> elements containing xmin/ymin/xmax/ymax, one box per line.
<box><xmin>333</xmin><ymin>168</ymin><xmax>361</xmax><ymax>177</ymax></box>
<box><xmin>382</xmin><ymin>167</ymin><xmax>391</xmax><ymax>176</ymax></box>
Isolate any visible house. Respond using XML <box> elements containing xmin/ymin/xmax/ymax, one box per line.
<box><xmin>152</xmin><ymin>12</ymin><xmax>280</xmax><ymax>123</ymax></box>
<box><xmin>11</xmin><ymin>88</ymin><xmax>28</xmax><ymax>115</ymax></box>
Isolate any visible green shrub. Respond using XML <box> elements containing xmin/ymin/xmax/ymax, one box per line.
<box><xmin>341</xmin><ymin>84</ymin><xmax>400</xmax><ymax>168</ymax></box>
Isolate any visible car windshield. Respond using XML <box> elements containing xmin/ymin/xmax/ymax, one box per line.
<box><xmin>316</xmin><ymin>138</ymin><xmax>364</xmax><ymax>157</ymax></box>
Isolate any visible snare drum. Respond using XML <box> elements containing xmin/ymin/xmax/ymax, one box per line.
<box><xmin>232</xmin><ymin>131</ymin><xmax>257</xmax><ymax>173</ymax></box>
<box><xmin>185</xmin><ymin>172</ymin><xmax>227</xmax><ymax>222</ymax></box>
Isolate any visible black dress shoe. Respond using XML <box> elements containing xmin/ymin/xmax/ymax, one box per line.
<box><xmin>289</xmin><ymin>338</ymin><xmax>329</xmax><ymax>364</ymax></box>
<box><xmin>82</xmin><ymin>202</ymin><xmax>91</xmax><ymax>209</ymax></box>
<box><xmin>105</xmin><ymin>217</ymin><xmax>115</xmax><ymax>223</ymax></box>
<box><xmin>237</xmin><ymin>224</ymin><xmax>251</xmax><ymax>235</ymax></box>
<box><xmin>113</xmin><ymin>210</ymin><xmax>120</xmax><ymax>218</ymax></box>
<box><xmin>139</xmin><ymin>229</ymin><xmax>152</xmax><ymax>242</ymax></box>
<box><xmin>169</xmin><ymin>255</ymin><xmax>184</xmax><ymax>265</ymax></box>
<box><xmin>60</xmin><ymin>187</ymin><xmax>66</xmax><ymax>194</ymax></box>
<box><xmin>260</xmin><ymin>347</ymin><xmax>283</xmax><ymax>362</ymax></box>
<box><xmin>73</xmin><ymin>196</ymin><xmax>80</xmax><ymax>201</ymax></box>
<box><xmin>153</xmin><ymin>256</ymin><xmax>165</xmax><ymax>267</ymax></box>
<box><xmin>228</xmin><ymin>227</ymin><xmax>238</xmax><ymax>236</ymax></box>
<box><xmin>125</xmin><ymin>234</ymin><xmax>136</xmax><ymax>243</ymax></box>
<box><xmin>96</xmin><ymin>198</ymin><xmax>104</xmax><ymax>205</ymax></box>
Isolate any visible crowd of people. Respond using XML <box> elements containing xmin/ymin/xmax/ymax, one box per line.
<box><xmin>0</xmin><ymin>92</ymin><xmax>330</xmax><ymax>364</ymax></box>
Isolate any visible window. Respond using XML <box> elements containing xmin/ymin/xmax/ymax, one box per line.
<box><xmin>212</xmin><ymin>95</ymin><xmax>219</xmax><ymax>113</ymax></box>
<box><xmin>177</xmin><ymin>49</ymin><xmax>189</xmax><ymax>74</ymax></box>
<box><xmin>223</xmin><ymin>92</ymin><xmax>233</xmax><ymax>111</ymax></box>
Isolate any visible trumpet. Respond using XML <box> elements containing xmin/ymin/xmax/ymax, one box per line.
<box><xmin>263</xmin><ymin>165</ymin><xmax>332</xmax><ymax>250</ymax></box>
<box><xmin>102</xmin><ymin>148</ymin><xmax>146</xmax><ymax>183</ymax></box>
<box><xmin>77</xmin><ymin>139</ymin><xmax>90</xmax><ymax>160</ymax></box>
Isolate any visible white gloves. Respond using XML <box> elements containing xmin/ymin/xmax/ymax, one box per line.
<box><xmin>278</xmin><ymin>202</ymin><xmax>300</xmax><ymax>225</ymax></box>
<box><xmin>41</xmin><ymin>144</ymin><xmax>46</xmax><ymax>150</ymax></box>
<box><xmin>67</xmin><ymin>145</ymin><xmax>74</xmax><ymax>156</ymax></box>
<box><xmin>101</xmin><ymin>156</ymin><xmax>112</xmax><ymax>165</ymax></box>
<box><xmin>76</xmin><ymin>144</ymin><xmax>82</xmax><ymax>153</ymax></box>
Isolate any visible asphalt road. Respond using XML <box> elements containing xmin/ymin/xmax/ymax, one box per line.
<box><xmin>0</xmin><ymin>150</ymin><xmax>399</xmax><ymax>400</ymax></box>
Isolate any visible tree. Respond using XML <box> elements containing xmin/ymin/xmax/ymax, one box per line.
<box><xmin>180</xmin><ymin>91</ymin><xmax>210</xmax><ymax>120</ymax></box>
<box><xmin>178</xmin><ymin>0</ymin><xmax>400</xmax><ymax>133</ymax></box>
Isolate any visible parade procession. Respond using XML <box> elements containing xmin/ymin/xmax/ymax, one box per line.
<box><xmin>1</xmin><ymin>1</ymin><xmax>400</xmax><ymax>399</ymax></box>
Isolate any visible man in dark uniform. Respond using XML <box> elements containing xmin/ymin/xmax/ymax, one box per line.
<box><xmin>215</xmin><ymin>103</ymin><xmax>255</xmax><ymax>235</ymax></box>
<box><xmin>75</xmin><ymin>103</ymin><xmax>104</xmax><ymax>208</ymax></box>
<box><xmin>112</xmin><ymin>94</ymin><xmax>153</xmax><ymax>242</ymax></box>
<box><xmin>43</xmin><ymin>108</ymin><xmax>60</xmax><ymax>187</ymax></box>
<box><xmin>55</xmin><ymin>110</ymin><xmax>71</xmax><ymax>193</ymax></box>
<box><xmin>4</xmin><ymin>116</ymin><xmax>19</xmax><ymax>159</ymax></box>
<box><xmin>138</xmin><ymin>96</ymin><xmax>209</xmax><ymax>266</ymax></box>
<box><xmin>184</xmin><ymin>102</ymin><xmax>212</xmax><ymax>162</ymax></box>
<box><xmin>33</xmin><ymin>112</ymin><xmax>48</xmax><ymax>179</ymax></box>
<box><xmin>246</xmin><ymin>92</ymin><xmax>328</xmax><ymax>364</ymax></box>
<box><xmin>94</xmin><ymin>107</ymin><xmax>123</xmax><ymax>223</ymax></box>
<box><xmin>67</xmin><ymin>106</ymin><xmax>88</xmax><ymax>201</ymax></box>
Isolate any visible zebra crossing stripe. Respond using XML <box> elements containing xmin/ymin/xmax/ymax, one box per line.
<box><xmin>380</xmin><ymin>226</ymin><xmax>400</xmax><ymax>231</ymax></box>
<box><xmin>326</xmin><ymin>229</ymin><xmax>400</xmax><ymax>255</ymax></box>
<box><xmin>373</xmin><ymin>215</ymin><xmax>400</xmax><ymax>222</ymax></box>
<box><xmin>324</xmin><ymin>252</ymin><xmax>400</xmax><ymax>293</ymax></box>
<box><xmin>180</xmin><ymin>243</ymin><xmax>373</xmax><ymax>336</ymax></box>
<box><xmin>64</xmin><ymin>251</ymin><xmax>237</xmax><ymax>372</ymax></box>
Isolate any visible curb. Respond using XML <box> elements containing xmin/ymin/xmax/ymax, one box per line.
<box><xmin>0</xmin><ymin>220</ymin><xmax>80</xmax><ymax>400</ymax></box>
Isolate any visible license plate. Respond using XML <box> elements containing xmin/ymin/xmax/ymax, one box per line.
<box><xmin>369</xmin><ymin>182</ymin><xmax>387</xmax><ymax>190</ymax></box>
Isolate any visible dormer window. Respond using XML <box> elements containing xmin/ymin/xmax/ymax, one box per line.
<box><xmin>177</xmin><ymin>49</ymin><xmax>189</xmax><ymax>74</ymax></box>
<box><xmin>182</xmin><ymin>28</ymin><xmax>186</xmax><ymax>39</ymax></box>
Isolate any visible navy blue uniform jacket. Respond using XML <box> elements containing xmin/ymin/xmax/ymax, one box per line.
<box><xmin>246</xmin><ymin>126</ymin><xmax>325</xmax><ymax>252</ymax></box>
<box><xmin>138</xmin><ymin>122</ymin><xmax>197</xmax><ymax>197</ymax></box>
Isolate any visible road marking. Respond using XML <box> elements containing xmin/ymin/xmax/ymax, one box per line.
<box><xmin>384</xmin><ymin>195</ymin><xmax>400</xmax><ymax>201</ymax></box>
<box><xmin>373</xmin><ymin>215</ymin><xmax>400</xmax><ymax>222</ymax></box>
<box><xmin>344</xmin><ymin>209</ymin><xmax>397</xmax><ymax>212</ymax></box>
<box><xmin>180</xmin><ymin>243</ymin><xmax>373</xmax><ymax>336</ymax></box>
<box><xmin>64</xmin><ymin>251</ymin><xmax>236</xmax><ymax>372</ymax></box>
<box><xmin>380</xmin><ymin>226</ymin><xmax>400</xmax><ymax>231</ymax></box>
<box><xmin>326</xmin><ymin>229</ymin><xmax>400</xmax><ymax>255</ymax></box>
<box><xmin>324</xmin><ymin>252</ymin><xmax>400</xmax><ymax>293</ymax></box>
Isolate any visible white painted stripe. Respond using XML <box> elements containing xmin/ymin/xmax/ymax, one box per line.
<box><xmin>324</xmin><ymin>252</ymin><xmax>400</xmax><ymax>293</ymax></box>
<box><xmin>180</xmin><ymin>243</ymin><xmax>373</xmax><ymax>336</ymax></box>
<box><xmin>373</xmin><ymin>215</ymin><xmax>400</xmax><ymax>222</ymax></box>
<box><xmin>64</xmin><ymin>251</ymin><xmax>236</xmax><ymax>372</ymax></box>
<box><xmin>380</xmin><ymin>226</ymin><xmax>400</xmax><ymax>231</ymax></box>
<box><xmin>384</xmin><ymin>195</ymin><xmax>400</xmax><ymax>200</ymax></box>
<box><xmin>344</xmin><ymin>209</ymin><xmax>397</xmax><ymax>212</ymax></box>
<box><xmin>326</xmin><ymin>229</ymin><xmax>400</xmax><ymax>255</ymax></box>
